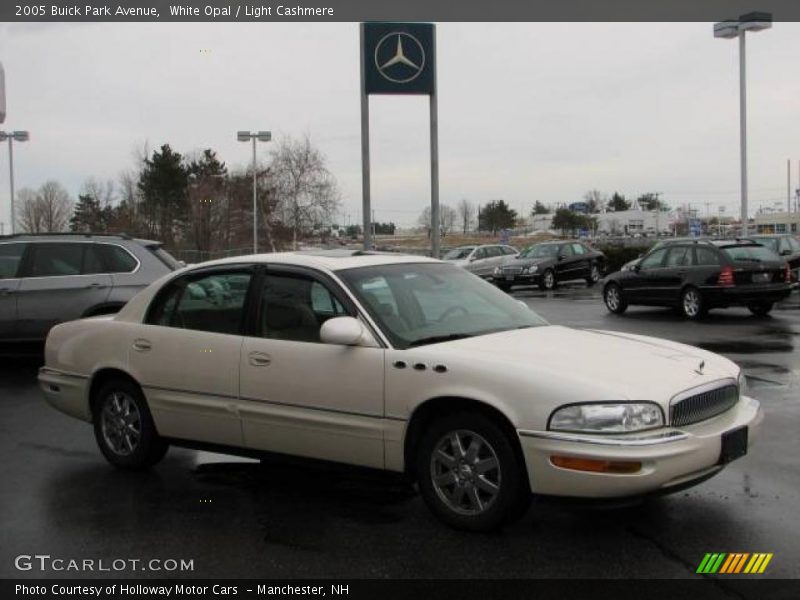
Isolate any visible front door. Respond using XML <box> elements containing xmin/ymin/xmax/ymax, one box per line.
<box><xmin>239</xmin><ymin>268</ymin><xmax>386</xmax><ymax>469</ymax></box>
<box><xmin>127</xmin><ymin>267</ymin><xmax>254</xmax><ymax>447</ymax></box>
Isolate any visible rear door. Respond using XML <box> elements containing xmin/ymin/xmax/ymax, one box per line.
<box><xmin>570</xmin><ymin>243</ymin><xmax>591</xmax><ymax>279</ymax></box>
<box><xmin>657</xmin><ymin>245</ymin><xmax>692</xmax><ymax>303</ymax></box>
<box><xmin>16</xmin><ymin>242</ymin><xmax>112</xmax><ymax>340</ymax></box>
<box><xmin>0</xmin><ymin>242</ymin><xmax>27</xmax><ymax>339</ymax></box>
<box><xmin>555</xmin><ymin>243</ymin><xmax>578</xmax><ymax>281</ymax></box>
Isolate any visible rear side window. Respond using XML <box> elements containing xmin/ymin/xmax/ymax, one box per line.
<box><xmin>722</xmin><ymin>245</ymin><xmax>780</xmax><ymax>263</ymax></box>
<box><xmin>28</xmin><ymin>243</ymin><xmax>85</xmax><ymax>276</ymax></box>
<box><xmin>0</xmin><ymin>243</ymin><xmax>26</xmax><ymax>279</ymax></box>
<box><xmin>694</xmin><ymin>247</ymin><xmax>721</xmax><ymax>266</ymax></box>
<box><xmin>571</xmin><ymin>243</ymin><xmax>586</xmax><ymax>255</ymax></box>
<box><xmin>665</xmin><ymin>246</ymin><xmax>689</xmax><ymax>267</ymax></box>
<box><xmin>148</xmin><ymin>271</ymin><xmax>252</xmax><ymax>335</ymax></box>
<box><xmin>93</xmin><ymin>244</ymin><xmax>138</xmax><ymax>273</ymax></box>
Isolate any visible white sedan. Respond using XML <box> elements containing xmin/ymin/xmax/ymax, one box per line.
<box><xmin>39</xmin><ymin>250</ymin><xmax>762</xmax><ymax>531</ymax></box>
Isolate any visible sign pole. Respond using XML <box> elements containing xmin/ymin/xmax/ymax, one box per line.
<box><xmin>429</xmin><ymin>73</ymin><xmax>440</xmax><ymax>258</ymax></box>
<box><xmin>359</xmin><ymin>23</ymin><xmax>372</xmax><ymax>251</ymax></box>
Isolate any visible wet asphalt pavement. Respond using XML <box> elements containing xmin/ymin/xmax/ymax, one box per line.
<box><xmin>1</xmin><ymin>286</ymin><xmax>798</xmax><ymax>580</ymax></box>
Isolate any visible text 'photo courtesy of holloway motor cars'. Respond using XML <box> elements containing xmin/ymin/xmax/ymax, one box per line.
<box><xmin>39</xmin><ymin>251</ymin><xmax>762</xmax><ymax>531</ymax></box>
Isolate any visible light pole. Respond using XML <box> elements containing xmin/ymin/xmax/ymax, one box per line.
<box><xmin>0</xmin><ymin>130</ymin><xmax>29</xmax><ymax>235</ymax></box>
<box><xmin>237</xmin><ymin>130</ymin><xmax>272</xmax><ymax>253</ymax></box>
<box><xmin>714</xmin><ymin>12</ymin><xmax>772</xmax><ymax>237</ymax></box>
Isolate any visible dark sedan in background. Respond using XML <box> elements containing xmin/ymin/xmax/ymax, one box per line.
<box><xmin>493</xmin><ymin>241</ymin><xmax>605</xmax><ymax>291</ymax></box>
<box><xmin>603</xmin><ymin>240</ymin><xmax>792</xmax><ymax>319</ymax></box>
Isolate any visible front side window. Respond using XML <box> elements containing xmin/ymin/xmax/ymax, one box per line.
<box><xmin>443</xmin><ymin>247</ymin><xmax>475</xmax><ymax>261</ymax></box>
<box><xmin>258</xmin><ymin>272</ymin><xmax>352</xmax><ymax>343</ymax></box>
<box><xmin>340</xmin><ymin>263</ymin><xmax>547</xmax><ymax>349</ymax></box>
<box><xmin>571</xmin><ymin>243</ymin><xmax>586</xmax><ymax>255</ymax></box>
<box><xmin>640</xmin><ymin>248</ymin><xmax>668</xmax><ymax>270</ymax></box>
<box><xmin>148</xmin><ymin>270</ymin><xmax>252</xmax><ymax>335</ymax></box>
<box><xmin>0</xmin><ymin>243</ymin><xmax>26</xmax><ymax>279</ymax></box>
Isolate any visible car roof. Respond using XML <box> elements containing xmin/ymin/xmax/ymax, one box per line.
<box><xmin>0</xmin><ymin>232</ymin><xmax>160</xmax><ymax>245</ymax></box>
<box><xmin>190</xmin><ymin>250</ymin><xmax>440</xmax><ymax>272</ymax></box>
<box><xmin>709</xmin><ymin>240</ymin><xmax>761</xmax><ymax>248</ymax></box>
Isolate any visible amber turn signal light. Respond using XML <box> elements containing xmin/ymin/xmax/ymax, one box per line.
<box><xmin>550</xmin><ymin>455</ymin><xmax>642</xmax><ymax>474</ymax></box>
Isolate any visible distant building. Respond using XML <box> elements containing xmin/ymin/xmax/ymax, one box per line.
<box><xmin>595</xmin><ymin>210</ymin><xmax>670</xmax><ymax>236</ymax></box>
<box><xmin>754</xmin><ymin>211</ymin><xmax>800</xmax><ymax>234</ymax></box>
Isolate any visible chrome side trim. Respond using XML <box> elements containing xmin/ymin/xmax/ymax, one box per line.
<box><xmin>517</xmin><ymin>429</ymin><xmax>689</xmax><ymax>446</ymax></box>
<box><xmin>38</xmin><ymin>367</ymin><xmax>90</xmax><ymax>380</ymax></box>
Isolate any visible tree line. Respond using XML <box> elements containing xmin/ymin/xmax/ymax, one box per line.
<box><xmin>12</xmin><ymin>134</ymin><xmax>340</xmax><ymax>253</ymax></box>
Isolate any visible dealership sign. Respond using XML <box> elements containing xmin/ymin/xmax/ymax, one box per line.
<box><xmin>363</xmin><ymin>23</ymin><xmax>435</xmax><ymax>95</ymax></box>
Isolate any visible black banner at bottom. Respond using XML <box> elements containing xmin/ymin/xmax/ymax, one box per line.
<box><xmin>4</xmin><ymin>579</ymin><xmax>800</xmax><ymax>600</ymax></box>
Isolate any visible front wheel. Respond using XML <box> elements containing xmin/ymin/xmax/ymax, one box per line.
<box><xmin>416</xmin><ymin>413</ymin><xmax>530</xmax><ymax>531</ymax></box>
<box><xmin>603</xmin><ymin>283</ymin><xmax>628</xmax><ymax>314</ymax></box>
<box><xmin>586</xmin><ymin>263</ymin><xmax>601</xmax><ymax>286</ymax></box>
<box><xmin>93</xmin><ymin>379</ymin><xmax>168</xmax><ymax>470</ymax></box>
<box><xmin>680</xmin><ymin>286</ymin><xmax>706</xmax><ymax>320</ymax></box>
<box><xmin>748</xmin><ymin>302</ymin><xmax>773</xmax><ymax>317</ymax></box>
<box><xmin>538</xmin><ymin>269</ymin><xmax>556</xmax><ymax>291</ymax></box>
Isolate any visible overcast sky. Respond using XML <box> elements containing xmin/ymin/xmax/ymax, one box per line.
<box><xmin>1</xmin><ymin>21</ymin><xmax>799</xmax><ymax>229</ymax></box>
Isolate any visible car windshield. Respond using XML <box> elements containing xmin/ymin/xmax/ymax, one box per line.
<box><xmin>442</xmin><ymin>247</ymin><xmax>475</xmax><ymax>260</ymax></box>
<box><xmin>338</xmin><ymin>263</ymin><xmax>548</xmax><ymax>349</ymax></box>
<box><xmin>520</xmin><ymin>244</ymin><xmax>559</xmax><ymax>259</ymax></box>
<box><xmin>750</xmin><ymin>237</ymin><xmax>779</xmax><ymax>252</ymax></box>
<box><xmin>721</xmin><ymin>245</ymin><xmax>779</xmax><ymax>263</ymax></box>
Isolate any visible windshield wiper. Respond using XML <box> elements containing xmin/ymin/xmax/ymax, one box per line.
<box><xmin>408</xmin><ymin>333</ymin><xmax>475</xmax><ymax>347</ymax></box>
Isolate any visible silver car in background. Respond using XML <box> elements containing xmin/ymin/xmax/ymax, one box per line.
<box><xmin>0</xmin><ymin>233</ymin><xmax>181</xmax><ymax>344</ymax></box>
<box><xmin>442</xmin><ymin>244</ymin><xmax>518</xmax><ymax>278</ymax></box>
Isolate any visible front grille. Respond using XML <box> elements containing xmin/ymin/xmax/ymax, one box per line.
<box><xmin>502</xmin><ymin>266</ymin><xmax>523</xmax><ymax>275</ymax></box>
<box><xmin>670</xmin><ymin>384</ymin><xmax>739</xmax><ymax>427</ymax></box>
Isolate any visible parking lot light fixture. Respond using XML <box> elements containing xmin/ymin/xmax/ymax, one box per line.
<box><xmin>237</xmin><ymin>130</ymin><xmax>272</xmax><ymax>253</ymax></box>
<box><xmin>714</xmin><ymin>12</ymin><xmax>772</xmax><ymax>237</ymax></box>
<box><xmin>0</xmin><ymin>129</ymin><xmax>30</xmax><ymax>234</ymax></box>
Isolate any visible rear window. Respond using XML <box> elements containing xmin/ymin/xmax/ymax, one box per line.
<box><xmin>722</xmin><ymin>245</ymin><xmax>780</xmax><ymax>263</ymax></box>
<box><xmin>147</xmin><ymin>245</ymin><xmax>182</xmax><ymax>270</ymax></box>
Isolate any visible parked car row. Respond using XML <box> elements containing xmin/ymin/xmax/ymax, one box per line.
<box><xmin>446</xmin><ymin>235</ymin><xmax>796</xmax><ymax>320</ymax></box>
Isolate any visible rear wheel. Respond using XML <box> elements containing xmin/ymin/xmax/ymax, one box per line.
<box><xmin>93</xmin><ymin>378</ymin><xmax>168</xmax><ymax>470</ymax></box>
<box><xmin>603</xmin><ymin>283</ymin><xmax>628</xmax><ymax>314</ymax></box>
<box><xmin>748</xmin><ymin>302</ymin><xmax>774</xmax><ymax>317</ymax></box>
<box><xmin>416</xmin><ymin>413</ymin><xmax>530</xmax><ymax>531</ymax></box>
<box><xmin>586</xmin><ymin>263</ymin><xmax>601</xmax><ymax>286</ymax></box>
<box><xmin>680</xmin><ymin>286</ymin><xmax>706</xmax><ymax>320</ymax></box>
<box><xmin>538</xmin><ymin>269</ymin><xmax>556</xmax><ymax>291</ymax></box>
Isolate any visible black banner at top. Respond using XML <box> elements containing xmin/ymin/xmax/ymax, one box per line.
<box><xmin>3</xmin><ymin>0</ymin><xmax>800</xmax><ymax>22</ymax></box>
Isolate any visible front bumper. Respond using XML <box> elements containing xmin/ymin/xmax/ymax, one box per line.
<box><xmin>493</xmin><ymin>273</ymin><xmax>540</xmax><ymax>285</ymax></box>
<box><xmin>517</xmin><ymin>396</ymin><xmax>763</xmax><ymax>498</ymax></box>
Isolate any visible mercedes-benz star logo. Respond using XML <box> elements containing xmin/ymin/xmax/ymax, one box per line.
<box><xmin>374</xmin><ymin>32</ymin><xmax>426</xmax><ymax>84</ymax></box>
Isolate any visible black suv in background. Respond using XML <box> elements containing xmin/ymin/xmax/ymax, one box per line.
<box><xmin>0</xmin><ymin>233</ymin><xmax>181</xmax><ymax>344</ymax></box>
<box><xmin>747</xmin><ymin>234</ymin><xmax>800</xmax><ymax>284</ymax></box>
<box><xmin>603</xmin><ymin>240</ymin><xmax>791</xmax><ymax>319</ymax></box>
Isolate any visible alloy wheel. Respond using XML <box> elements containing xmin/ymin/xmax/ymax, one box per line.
<box><xmin>101</xmin><ymin>391</ymin><xmax>142</xmax><ymax>456</ymax></box>
<box><xmin>683</xmin><ymin>289</ymin><xmax>700</xmax><ymax>318</ymax></box>
<box><xmin>430</xmin><ymin>429</ymin><xmax>502</xmax><ymax>516</ymax></box>
<box><xmin>605</xmin><ymin>286</ymin><xmax>620</xmax><ymax>310</ymax></box>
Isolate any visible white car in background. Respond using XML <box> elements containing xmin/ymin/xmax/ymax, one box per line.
<box><xmin>39</xmin><ymin>251</ymin><xmax>762</xmax><ymax>531</ymax></box>
<box><xmin>442</xmin><ymin>244</ymin><xmax>518</xmax><ymax>279</ymax></box>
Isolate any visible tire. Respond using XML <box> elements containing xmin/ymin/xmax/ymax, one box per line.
<box><xmin>538</xmin><ymin>269</ymin><xmax>556</xmax><ymax>291</ymax></box>
<box><xmin>680</xmin><ymin>286</ymin><xmax>706</xmax><ymax>320</ymax></box>
<box><xmin>93</xmin><ymin>378</ymin><xmax>168</xmax><ymax>470</ymax></box>
<box><xmin>416</xmin><ymin>412</ymin><xmax>530</xmax><ymax>531</ymax></box>
<box><xmin>586</xmin><ymin>263</ymin><xmax>601</xmax><ymax>286</ymax></box>
<box><xmin>748</xmin><ymin>302</ymin><xmax>773</xmax><ymax>317</ymax></box>
<box><xmin>603</xmin><ymin>283</ymin><xmax>628</xmax><ymax>314</ymax></box>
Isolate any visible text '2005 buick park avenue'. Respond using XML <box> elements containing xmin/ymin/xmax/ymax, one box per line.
<box><xmin>39</xmin><ymin>250</ymin><xmax>763</xmax><ymax>530</ymax></box>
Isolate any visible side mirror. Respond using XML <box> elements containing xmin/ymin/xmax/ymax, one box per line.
<box><xmin>557</xmin><ymin>255</ymin><xmax>565</xmax><ymax>261</ymax></box>
<box><xmin>781</xmin><ymin>249</ymin><xmax>791</xmax><ymax>256</ymax></box>
<box><xmin>320</xmin><ymin>316</ymin><xmax>367</xmax><ymax>346</ymax></box>
<box><xmin>632</xmin><ymin>263</ymin><xmax>641</xmax><ymax>272</ymax></box>
<box><xmin>178</xmin><ymin>260</ymin><xmax>187</xmax><ymax>268</ymax></box>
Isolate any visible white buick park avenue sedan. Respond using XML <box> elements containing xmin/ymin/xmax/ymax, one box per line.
<box><xmin>39</xmin><ymin>250</ymin><xmax>762</xmax><ymax>531</ymax></box>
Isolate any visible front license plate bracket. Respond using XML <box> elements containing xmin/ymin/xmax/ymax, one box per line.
<box><xmin>718</xmin><ymin>426</ymin><xmax>748</xmax><ymax>464</ymax></box>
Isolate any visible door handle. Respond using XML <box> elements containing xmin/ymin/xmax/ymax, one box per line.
<box><xmin>248</xmin><ymin>352</ymin><xmax>271</xmax><ymax>367</ymax></box>
<box><xmin>132</xmin><ymin>338</ymin><xmax>152</xmax><ymax>352</ymax></box>
<box><xmin>85</xmin><ymin>282</ymin><xmax>108</xmax><ymax>289</ymax></box>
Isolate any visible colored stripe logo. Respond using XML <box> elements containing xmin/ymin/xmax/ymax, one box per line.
<box><xmin>697</xmin><ymin>553</ymin><xmax>773</xmax><ymax>574</ymax></box>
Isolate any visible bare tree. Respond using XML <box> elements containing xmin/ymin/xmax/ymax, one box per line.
<box><xmin>82</xmin><ymin>178</ymin><xmax>115</xmax><ymax>209</ymax></box>
<box><xmin>583</xmin><ymin>190</ymin><xmax>607</xmax><ymax>214</ymax></box>
<box><xmin>15</xmin><ymin>188</ymin><xmax>44</xmax><ymax>233</ymax></box>
<box><xmin>270</xmin><ymin>134</ymin><xmax>340</xmax><ymax>250</ymax></box>
<box><xmin>418</xmin><ymin>204</ymin><xmax>458</xmax><ymax>238</ymax></box>
<box><xmin>456</xmin><ymin>198</ymin><xmax>475</xmax><ymax>234</ymax></box>
<box><xmin>38</xmin><ymin>181</ymin><xmax>74</xmax><ymax>232</ymax></box>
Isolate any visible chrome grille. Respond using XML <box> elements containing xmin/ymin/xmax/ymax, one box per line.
<box><xmin>502</xmin><ymin>266</ymin><xmax>523</xmax><ymax>275</ymax></box>
<box><xmin>670</xmin><ymin>384</ymin><xmax>739</xmax><ymax>427</ymax></box>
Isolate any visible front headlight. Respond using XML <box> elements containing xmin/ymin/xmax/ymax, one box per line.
<box><xmin>549</xmin><ymin>402</ymin><xmax>665</xmax><ymax>434</ymax></box>
<box><xmin>738</xmin><ymin>371</ymin><xmax>747</xmax><ymax>398</ymax></box>
<box><xmin>529</xmin><ymin>264</ymin><xmax>539</xmax><ymax>273</ymax></box>
<box><xmin>493</xmin><ymin>267</ymin><xmax>502</xmax><ymax>276</ymax></box>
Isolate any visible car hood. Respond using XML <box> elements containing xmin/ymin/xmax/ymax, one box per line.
<box><xmin>417</xmin><ymin>325</ymin><xmax>738</xmax><ymax>405</ymax></box>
